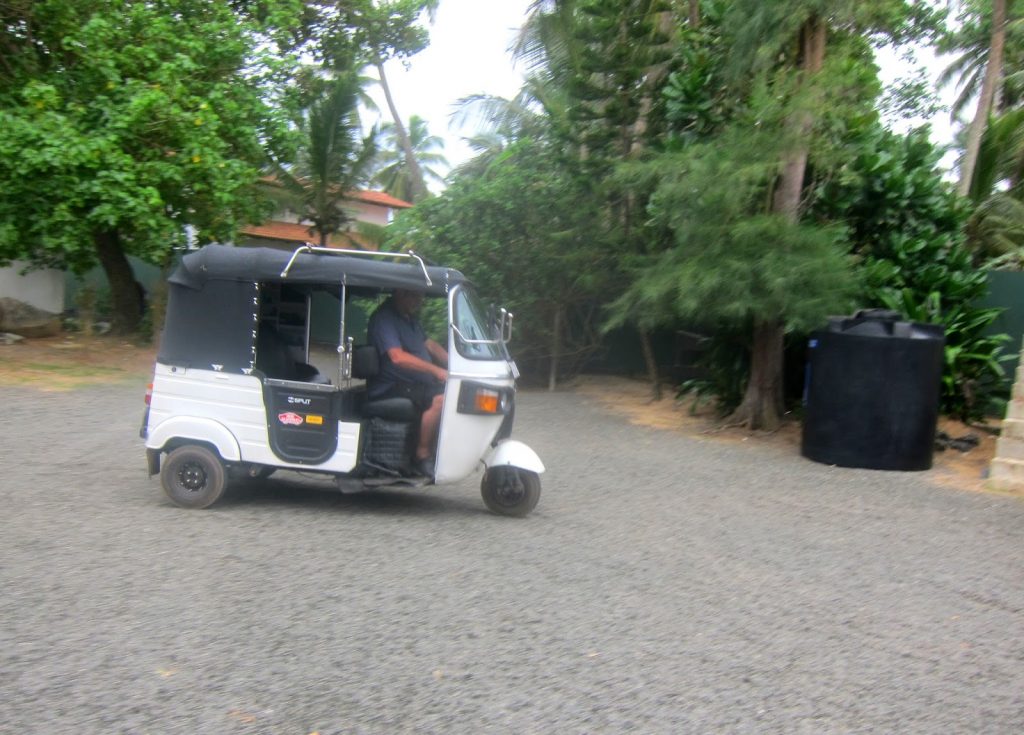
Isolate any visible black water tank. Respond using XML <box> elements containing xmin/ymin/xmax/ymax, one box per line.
<box><xmin>802</xmin><ymin>309</ymin><xmax>945</xmax><ymax>471</ymax></box>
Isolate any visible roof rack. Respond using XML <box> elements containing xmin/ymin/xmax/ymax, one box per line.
<box><xmin>279</xmin><ymin>243</ymin><xmax>433</xmax><ymax>287</ymax></box>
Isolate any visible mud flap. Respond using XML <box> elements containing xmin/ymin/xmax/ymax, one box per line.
<box><xmin>146</xmin><ymin>449</ymin><xmax>161</xmax><ymax>477</ymax></box>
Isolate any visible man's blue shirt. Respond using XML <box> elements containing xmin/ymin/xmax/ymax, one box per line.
<box><xmin>367</xmin><ymin>297</ymin><xmax>436</xmax><ymax>398</ymax></box>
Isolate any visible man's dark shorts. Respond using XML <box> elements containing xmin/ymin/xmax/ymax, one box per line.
<box><xmin>377</xmin><ymin>380</ymin><xmax>445</xmax><ymax>412</ymax></box>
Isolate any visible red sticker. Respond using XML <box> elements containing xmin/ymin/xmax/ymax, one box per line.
<box><xmin>278</xmin><ymin>412</ymin><xmax>304</xmax><ymax>426</ymax></box>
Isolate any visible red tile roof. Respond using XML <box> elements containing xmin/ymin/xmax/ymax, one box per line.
<box><xmin>349</xmin><ymin>190</ymin><xmax>414</xmax><ymax>209</ymax></box>
<box><xmin>239</xmin><ymin>221</ymin><xmax>378</xmax><ymax>250</ymax></box>
<box><xmin>257</xmin><ymin>176</ymin><xmax>412</xmax><ymax>209</ymax></box>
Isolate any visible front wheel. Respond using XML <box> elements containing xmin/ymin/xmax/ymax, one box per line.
<box><xmin>161</xmin><ymin>445</ymin><xmax>227</xmax><ymax>509</ymax></box>
<box><xmin>481</xmin><ymin>467</ymin><xmax>541</xmax><ymax>517</ymax></box>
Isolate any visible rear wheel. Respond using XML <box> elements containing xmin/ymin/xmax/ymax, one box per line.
<box><xmin>481</xmin><ymin>467</ymin><xmax>540</xmax><ymax>517</ymax></box>
<box><xmin>161</xmin><ymin>445</ymin><xmax>227</xmax><ymax>509</ymax></box>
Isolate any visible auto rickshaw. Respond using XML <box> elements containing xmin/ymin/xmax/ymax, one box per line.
<box><xmin>140</xmin><ymin>244</ymin><xmax>544</xmax><ymax>516</ymax></box>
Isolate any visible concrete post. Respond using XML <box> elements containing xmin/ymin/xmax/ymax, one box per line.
<box><xmin>990</xmin><ymin>338</ymin><xmax>1024</xmax><ymax>489</ymax></box>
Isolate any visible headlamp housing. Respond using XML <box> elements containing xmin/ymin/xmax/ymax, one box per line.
<box><xmin>457</xmin><ymin>381</ymin><xmax>513</xmax><ymax>416</ymax></box>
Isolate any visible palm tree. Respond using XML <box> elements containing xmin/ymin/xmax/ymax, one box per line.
<box><xmin>373</xmin><ymin>61</ymin><xmax>431</xmax><ymax>203</ymax></box>
<box><xmin>370</xmin><ymin>115</ymin><xmax>447</xmax><ymax>202</ymax></box>
<box><xmin>359</xmin><ymin>0</ymin><xmax>440</xmax><ymax>204</ymax></box>
<box><xmin>450</xmin><ymin>131</ymin><xmax>510</xmax><ymax>178</ymax></box>
<box><xmin>957</xmin><ymin>0</ymin><xmax>1010</xmax><ymax>197</ymax></box>
<box><xmin>940</xmin><ymin>3</ymin><xmax>1024</xmax><ymax>257</ymax></box>
<box><xmin>966</xmin><ymin>107</ymin><xmax>1024</xmax><ymax>261</ymax></box>
<box><xmin>938</xmin><ymin>3</ymin><xmax>1024</xmax><ymax>120</ymax></box>
<box><xmin>272</xmin><ymin>71</ymin><xmax>378</xmax><ymax>247</ymax></box>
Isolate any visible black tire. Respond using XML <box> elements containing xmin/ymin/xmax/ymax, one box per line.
<box><xmin>161</xmin><ymin>445</ymin><xmax>227</xmax><ymax>509</ymax></box>
<box><xmin>481</xmin><ymin>467</ymin><xmax>541</xmax><ymax>517</ymax></box>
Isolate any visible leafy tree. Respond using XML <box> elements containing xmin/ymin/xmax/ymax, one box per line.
<box><xmin>813</xmin><ymin>125</ymin><xmax>1009</xmax><ymax>420</ymax></box>
<box><xmin>607</xmin><ymin>125</ymin><xmax>858</xmax><ymax>402</ymax></box>
<box><xmin>662</xmin><ymin>0</ymin><xmax>938</xmax><ymax>429</ymax></box>
<box><xmin>391</xmin><ymin>139</ymin><xmax>613</xmax><ymax>388</ymax></box>
<box><xmin>271</xmin><ymin>68</ymin><xmax>378</xmax><ymax>247</ymax></box>
<box><xmin>371</xmin><ymin>115</ymin><xmax>447</xmax><ymax>202</ymax></box>
<box><xmin>551</xmin><ymin>0</ymin><xmax>683</xmax><ymax>397</ymax></box>
<box><xmin>0</xmin><ymin>0</ymin><xmax>302</xmax><ymax>332</ymax></box>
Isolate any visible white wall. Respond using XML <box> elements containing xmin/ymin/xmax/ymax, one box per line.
<box><xmin>0</xmin><ymin>262</ymin><xmax>65</xmax><ymax>313</ymax></box>
<box><xmin>348</xmin><ymin>201</ymin><xmax>391</xmax><ymax>226</ymax></box>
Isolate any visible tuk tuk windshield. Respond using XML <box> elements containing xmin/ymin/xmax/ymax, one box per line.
<box><xmin>451</xmin><ymin>286</ymin><xmax>506</xmax><ymax>360</ymax></box>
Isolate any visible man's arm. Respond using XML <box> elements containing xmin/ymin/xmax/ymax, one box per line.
<box><xmin>385</xmin><ymin>347</ymin><xmax>447</xmax><ymax>382</ymax></box>
<box><xmin>425</xmin><ymin>338</ymin><xmax>448</xmax><ymax>368</ymax></box>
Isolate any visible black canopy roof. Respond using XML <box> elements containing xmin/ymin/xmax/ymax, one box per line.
<box><xmin>169</xmin><ymin>244</ymin><xmax>466</xmax><ymax>296</ymax></box>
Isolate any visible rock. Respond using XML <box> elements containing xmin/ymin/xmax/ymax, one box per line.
<box><xmin>0</xmin><ymin>332</ymin><xmax>25</xmax><ymax>345</ymax></box>
<box><xmin>949</xmin><ymin>433</ymin><xmax>981</xmax><ymax>452</ymax></box>
<box><xmin>936</xmin><ymin>430</ymin><xmax>981</xmax><ymax>453</ymax></box>
<box><xmin>0</xmin><ymin>297</ymin><xmax>61</xmax><ymax>337</ymax></box>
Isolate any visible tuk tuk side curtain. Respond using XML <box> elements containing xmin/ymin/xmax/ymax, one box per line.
<box><xmin>158</xmin><ymin>280</ymin><xmax>259</xmax><ymax>373</ymax></box>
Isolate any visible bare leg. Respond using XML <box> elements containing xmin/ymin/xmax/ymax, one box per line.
<box><xmin>416</xmin><ymin>394</ymin><xmax>444</xmax><ymax>460</ymax></box>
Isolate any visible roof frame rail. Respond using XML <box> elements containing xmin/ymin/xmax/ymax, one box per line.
<box><xmin>279</xmin><ymin>243</ymin><xmax>433</xmax><ymax>286</ymax></box>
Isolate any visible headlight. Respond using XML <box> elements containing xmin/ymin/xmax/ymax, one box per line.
<box><xmin>457</xmin><ymin>382</ymin><xmax>512</xmax><ymax>415</ymax></box>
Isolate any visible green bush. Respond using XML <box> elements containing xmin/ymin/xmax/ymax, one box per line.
<box><xmin>813</xmin><ymin>126</ymin><xmax>1011</xmax><ymax>421</ymax></box>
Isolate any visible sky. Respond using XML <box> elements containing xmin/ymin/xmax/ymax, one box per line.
<box><xmin>366</xmin><ymin>0</ymin><xmax>963</xmax><ymax>182</ymax></box>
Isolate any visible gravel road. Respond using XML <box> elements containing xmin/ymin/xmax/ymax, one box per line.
<box><xmin>2</xmin><ymin>379</ymin><xmax>1023</xmax><ymax>734</ymax></box>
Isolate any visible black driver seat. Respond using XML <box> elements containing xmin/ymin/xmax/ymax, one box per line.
<box><xmin>351</xmin><ymin>344</ymin><xmax>417</xmax><ymax>422</ymax></box>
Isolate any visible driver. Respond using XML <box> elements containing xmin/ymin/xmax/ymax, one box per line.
<box><xmin>366</xmin><ymin>288</ymin><xmax>449</xmax><ymax>476</ymax></box>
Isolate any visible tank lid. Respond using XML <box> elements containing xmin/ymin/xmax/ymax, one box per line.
<box><xmin>825</xmin><ymin>309</ymin><xmax>943</xmax><ymax>340</ymax></box>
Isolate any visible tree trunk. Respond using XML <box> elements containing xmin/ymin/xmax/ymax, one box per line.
<box><xmin>727</xmin><ymin>320</ymin><xmax>785</xmax><ymax>430</ymax></box>
<box><xmin>738</xmin><ymin>16</ymin><xmax>825</xmax><ymax>430</ymax></box>
<box><xmin>626</xmin><ymin>10</ymin><xmax>674</xmax><ymax>403</ymax></box>
<box><xmin>639</xmin><ymin>327</ymin><xmax>662</xmax><ymax>401</ymax></box>
<box><xmin>687</xmin><ymin>0</ymin><xmax>700</xmax><ymax>28</ymax></box>
<box><xmin>94</xmin><ymin>229</ymin><xmax>142</xmax><ymax>335</ymax></box>
<box><xmin>149</xmin><ymin>259</ymin><xmax>174</xmax><ymax>347</ymax></box>
<box><xmin>548</xmin><ymin>304</ymin><xmax>562</xmax><ymax>392</ymax></box>
<box><xmin>958</xmin><ymin>0</ymin><xmax>1007</xmax><ymax>199</ymax></box>
<box><xmin>376</xmin><ymin>60</ymin><xmax>429</xmax><ymax>203</ymax></box>
<box><xmin>772</xmin><ymin>16</ymin><xmax>825</xmax><ymax>220</ymax></box>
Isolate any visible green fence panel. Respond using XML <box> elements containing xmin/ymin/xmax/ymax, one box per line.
<box><xmin>980</xmin><ymin>270</ymin><xmax>1024</xmax><ymax>382</ymax></box>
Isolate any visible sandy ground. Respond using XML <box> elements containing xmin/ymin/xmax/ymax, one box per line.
<box><xmin>570</xmin><ymin>374</ymin><xmax>1004</xmax><ymax>497</ymax></box>
<box><xmin>0</xmin><ymin>334</ymin><xmax>156</xmax><ymax>390</ymax></box>
<box><xmin>0</xmin><ymin>335</ymin><xmax>1005</xmax><ymax>496</ymax></box>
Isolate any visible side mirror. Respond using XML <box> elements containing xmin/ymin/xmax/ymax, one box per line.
<box><xmin>503</xmin><ymin>311</ymin><xmax>514</xmax><ymax>343</ymax></box>
<box><xmin>496</xmin><ymin>308</ymin><xmax>514</xmax><ymax>344</ymax></box>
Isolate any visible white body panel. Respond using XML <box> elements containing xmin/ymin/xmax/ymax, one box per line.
<box><xmin>433</xmin><ymin>284</ymin><xmax>545</xmax><ymax>484</ymax></box>
<box><xmin>147</xmin><ymin>416</ymin><xmax>242</xmax><ymax>462</ymax></box>
<box><xmin>433</xmin><ymin>371</ymin><xmax>514</xmax><ymax>484</ymax></box>
<box><xmin>145</xmin><ymin>365</ymin><xmax>359</xmax><ymax>472</ymax></box>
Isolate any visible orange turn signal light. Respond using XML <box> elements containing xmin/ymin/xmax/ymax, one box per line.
<box><xmin>474</xmin><ymin>389</ymin><xmax>500</xmax><ymax>414</ymax></box>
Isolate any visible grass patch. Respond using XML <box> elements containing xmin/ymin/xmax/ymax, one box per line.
<box><xmin>18</xmin><ymin>362</ymin><xmax>126</xmax><ymax>377</ymax></box>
